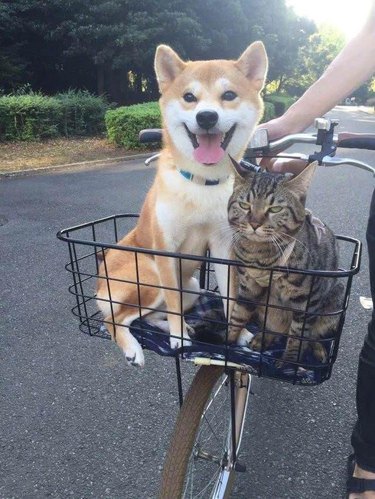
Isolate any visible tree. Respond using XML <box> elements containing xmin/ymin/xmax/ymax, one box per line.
<box><xmin>284</xmin><ymin>25</ymin><xmax>345</xmax><ymax>96</ymax></box>
<box><xmin>0</xmin><ymin>0</ymin><xmax>319</xmax><ymax>103</ymax></box>
<box><xmin>0</xmin><ymin>2</ymin><xmax>28</xmax><ymax>91</ymax></box>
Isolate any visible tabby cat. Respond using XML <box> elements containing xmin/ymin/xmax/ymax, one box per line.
<box><xmin>227</xmin><ymin>159</ymin><xmax>344</xmax><ymax>365</ymax></box>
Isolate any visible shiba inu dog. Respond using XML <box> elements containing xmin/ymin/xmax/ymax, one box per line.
<box><xmin>96</xmin><ymin>42</ymin><xmax>268</xmax><ymax>367</ymax></box>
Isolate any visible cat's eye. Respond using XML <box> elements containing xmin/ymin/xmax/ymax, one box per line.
<box><xmin>183</xmin><ymin>92</ymin><xmax>197</xmax><ymax>103</ymax></box>
<box><xmin>269</xmin><ymin>206</ymin><xmax>283</xmax><ymax>213</ymax></box>
<box><xmin>238</xmin><ymin>201</ymin><xmax>250</xmax><ymax>210</ymax></box>
<box><xmin>222</xmin><ymin>91</ymin><xmax>237</xmax><ymax>101</ymax></box>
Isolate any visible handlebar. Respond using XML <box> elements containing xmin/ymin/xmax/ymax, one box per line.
<box><xmin>139</xmin><ymin>118</ymin><xmax>375</xmax><ymax>175</ymax></box>
<box><xmin>337</xmin><ymin>132</ymin><xmax>375</xmax><ymax>150</ymax></box>
<box><xmin>139</xmin><ymin>128</ymin><xmax>162</xmax><ymax>144</ymax></box>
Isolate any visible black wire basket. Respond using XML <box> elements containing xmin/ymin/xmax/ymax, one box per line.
<box><xmin>57</xmin><ymin>214</ymin><xmax>361</xmax><ymax>386</ymax></box>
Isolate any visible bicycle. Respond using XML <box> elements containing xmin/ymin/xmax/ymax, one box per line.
<box><xmin>57</xmin><ymin>117</ymin><xmax>375</xmax><ymax>499</ymax></box>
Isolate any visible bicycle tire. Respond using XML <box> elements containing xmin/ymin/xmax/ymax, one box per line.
<box><xmin>159</xmin><ymin>365</ymin><xmax>250</xmax><ymax>499</ymax></box>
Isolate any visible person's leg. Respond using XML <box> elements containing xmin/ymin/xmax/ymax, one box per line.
<box><xmin>349</xmin><ymin>189</ymin><xmax>375</xmax><ymax>497</ymax></box>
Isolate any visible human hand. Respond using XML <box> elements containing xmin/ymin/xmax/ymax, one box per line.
<box><xmin>260</xmin><ymin>153</ymin><xmax>307</xmax><ymax>175</ymax></box>
<box><xmin>256</xmin><ymin>116</ymin><xmax>306</xmax><ymax>174</ymax></box>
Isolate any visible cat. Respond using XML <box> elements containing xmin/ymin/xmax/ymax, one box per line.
<box><xmin>227</xmin><ymin>158</ymin><xmax>344</xmax><ymax>366</ymax></box>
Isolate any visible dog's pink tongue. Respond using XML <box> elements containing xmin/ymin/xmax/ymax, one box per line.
<box><xmin>193</xmin><ymin>134</ymin><xmax>224</xmax><ymax>164</ymax></box>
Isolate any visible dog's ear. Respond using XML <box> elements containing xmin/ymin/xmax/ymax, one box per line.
<box><xmin>154</xmin><ymin>45</ymin><xmax>186</xmax><ymax>93</ymax></box>
<box><xmin>235</xmin><ymin>41</ymin><xmax>268</xmax><ymax>91</ymax></box>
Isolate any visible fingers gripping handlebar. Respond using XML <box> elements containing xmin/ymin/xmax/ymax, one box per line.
<box><xmin>246</xmin><ymin>118</ymin><xmax>375</xmax><ymax>175</ymax></box>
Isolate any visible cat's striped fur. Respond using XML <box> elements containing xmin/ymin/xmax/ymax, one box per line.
<box><xmin>227</xmin><ymin>160</ymin><xmax>344</xmax><ymax>365</ymax></box>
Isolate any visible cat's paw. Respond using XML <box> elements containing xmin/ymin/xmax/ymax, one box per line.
<box><xmin>275</xmin><ymin>358</ymin><xmax>287</xmax><ymax>369</ymax></box>
<box><xmin>250</xmin><ymin>333</ymin><xmax>274</xmax><ymax>352</ymax></box>
<box><xmin>237</xmin><ymin>328</ymin><xmax>254</xmax><ymax>346</ymax></box>
<box><xmin>170</xmin><ymin>324</ymin><xmax>194</xmax><ymax>349</ymax></box>
<box><xmin>121</xmin><ymin>336</ymin><xmax>145</xmax><ymax>367</ymax></box>
<box><xmin>275</xmin><ymin>351</ymin><xmax>298</xmax><ymax>369</ymax></box>
<box><xmin>311</xmin><ymin>342</ymin><xmax>327</xmax><ymax>363</ymax></box>
<box><xmin>250</xmin><ymin>334</ymin><xmax>262</xmax><ymax>351</ymax></box>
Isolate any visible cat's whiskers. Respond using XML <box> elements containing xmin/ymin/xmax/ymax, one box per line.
<box><xmin>210</xmin><ymin>222</ymin><xmax>238</xmax><ymax>238</ymax></box>
<box><xmin>272</xmin><ymin>234</ymin><xmax>291</xmax><ymax>270</ymax></box>
<box><xmin>231</xmin><ymin>230</ymin><xmax>243</xmax><ymax>245</ymax></box>
<box><xmin>277</xmin><ymin>230</ymin><xmax>312</xmax><ymax>258</ymax></box>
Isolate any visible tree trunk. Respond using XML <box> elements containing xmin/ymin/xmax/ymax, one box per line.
<box><xmin>276</xmin><ymin>74</ymin><xmax>284</xmax><ymax>93</ymax></box>
<box><xmin>97</xmin><ymin>64</ymin><xmax>105</xmax><ymax>96</ymax></box>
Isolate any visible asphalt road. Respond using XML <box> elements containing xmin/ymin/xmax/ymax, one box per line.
<box><xmin>1</xmin><ymin>106</ymin><xmax>374</xmax><ymax>499</ymax></box>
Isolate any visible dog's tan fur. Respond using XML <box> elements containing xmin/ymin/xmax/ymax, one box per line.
<box><xmin>96</xmin><ymin>42</ymin><xmax>268</xmax><ymax>366</ymax></box>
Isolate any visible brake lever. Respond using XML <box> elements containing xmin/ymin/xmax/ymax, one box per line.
<box><xmin>320</xmin><ymin>156</ymin><xmax>375</xmax><ymax>176</ymax></box>
<box><xmin>145</xmin><ymin>153</ymin><xmax>160</xmax><ymax>166</ymax></box>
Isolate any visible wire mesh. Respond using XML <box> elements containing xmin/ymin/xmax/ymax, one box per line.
<box><xmin>57</xmin><ymin>214</ymin><xmax>361</xmax><ymax>386</ymax></box>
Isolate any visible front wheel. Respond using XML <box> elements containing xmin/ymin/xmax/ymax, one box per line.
<box><xmin>159</xmin><ymin>365</ymin><xmax>251</xmax><ymax>499</ymax></box>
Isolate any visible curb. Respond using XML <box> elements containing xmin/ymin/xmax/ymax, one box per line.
<box><xmin>0</xmin><ymin>152</ymin><xmax>154</xmax><ymax>178</ymax></box>
<box><xmin>358</xmin><ymin>106</ymin><xmax>375</xmax><ymax>115</ymax></box>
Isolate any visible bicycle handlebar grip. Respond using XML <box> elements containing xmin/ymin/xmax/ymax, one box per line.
<box><xmin>138</xmin><ymin>129</ymin><xmax>162</xmax><ymax>144</ymax></box>
<box><xmin>337</xmin><ymin>133</ymin><xmax>375</xmax><ymax>150</ymax></box>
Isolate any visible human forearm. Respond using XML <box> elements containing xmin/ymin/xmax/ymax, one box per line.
<box><xmin>262</xmin><ymin>3</ymin><xmax>375</xmax><ymax>140</ymax></box>
<box><xmin>285</xmin><ymin>33</ymin><xmax>375</xmax><ymax>132</ymax></box>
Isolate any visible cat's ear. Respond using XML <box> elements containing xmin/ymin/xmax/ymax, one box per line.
<box><xmin>229</xmin><ymin>156</ymin><xmax>255</xmax><ymax>182</ymax></box>
<box><xmin>285</xmin><ymin>161</ymin><xmax>317</xmax><ymax>202</ymax></box>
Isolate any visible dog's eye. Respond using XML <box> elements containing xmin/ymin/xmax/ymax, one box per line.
<box><xmin>183</xmin><ymin>92</ymin><xmax>197</xmax><ymax>103</ymax></box>
<box><xmin>222</xmin><ymin>91</ymin><xmax>237</xmax><ymax>101</ymax></box>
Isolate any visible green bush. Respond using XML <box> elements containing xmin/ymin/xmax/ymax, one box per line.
<box><xmin>0</xmin><ymin>90</ymin><xmax>109</xmax><ymax>141</ymax></box>
<box><xmin>264</xmin><ymin>94</ymin><xmax>296</xmax><ymax>117</ymax></box>
<box><xmin>56</xmin><ymin>90</ymin><xmax>108</xmax><ymax>137</ymax></box>
<box><xmin>0</xmin><ymin>93</ymin><xmax>62</xmax><ymax>140</ymax></box>
<box><xmin>105</xmin><ymin>101</ymin><xmax>161</xmax><ymax>149</ymax></box>
<box><xmin>260</xmin><ymin>101</ymin><xmax>276</xmax><ymax>123</ymax></box>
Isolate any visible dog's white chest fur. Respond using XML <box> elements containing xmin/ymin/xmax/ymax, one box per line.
<box><xmin>156</xmin><ymin>169</ymin><xmax>234</xmax><ymax>253</ymax></box>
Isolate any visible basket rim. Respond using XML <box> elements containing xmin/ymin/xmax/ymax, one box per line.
<box><xmin>57</xmin><ymin>213</ymin><xmax>362</xmax><ymax>278</ymax></box>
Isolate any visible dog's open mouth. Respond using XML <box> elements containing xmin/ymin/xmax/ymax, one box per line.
<box><xmin>184</xmin><ymin>124</ymin><xmax>236</xmax><ymax>165</ymax></box>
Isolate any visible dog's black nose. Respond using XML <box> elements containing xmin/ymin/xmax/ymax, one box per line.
<box><xmin>196</xmin><ymin>111</ymin><xmax>219</xmax><ymax>130</ymax></box>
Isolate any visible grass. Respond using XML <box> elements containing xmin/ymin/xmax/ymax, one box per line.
<box><xmin>0</xmin><ymin>136</ymin><xmax>147</xmax><ymax>173</ymax></box>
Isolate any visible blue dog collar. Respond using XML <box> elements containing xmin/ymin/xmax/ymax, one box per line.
<box><xmin>178</xmin><ymin>169</ymin><xmax>229</xmax><ymax>186</ymax></box>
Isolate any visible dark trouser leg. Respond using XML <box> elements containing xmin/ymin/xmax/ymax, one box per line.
<box><xmin>351</xmin><ymin>188</ymin><xmax>375</xmax><ymax>472</ymax></box>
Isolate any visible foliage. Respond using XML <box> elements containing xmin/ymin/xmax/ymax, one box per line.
<box><xmin>260</xmin><ymin>102</ymin><xmax>276</xmax><ymax>123</ymax></box>
<box><xmin>55</xmin><ymin>90</ymin><xmax>109</xmax><ymax>136</ymax></box>
<box><xmin>0</xmin><ymin>90</ymin><xmax>108</xmax><ymax>141</ymax></box>
<box><xmin>283</xmin><ymin>25</ymin><xmax>345</xmax><ymax>96</ymax></box>
<box><xmin>348</xmin><ymin>76</ymin><xmax>375</xmax><ymax>105</ymax></box>
<box><xmin>246</xmin><ymin>2</ymin><xmax>316</xmax><ymax>90</ymax></box>
<box><xmin>105</xmin><ymin>102</ymin><xmax>161</xmax><ymax>149</ymax></box>
<box><xmin>0</xmin><ymin>93</ymin><xmax>61</xmax><ymax>140</ymax></box>
<box><xmin>264</xmin><ymin>94</ymin><xmax>296</xmax><ymax>116</ymax></box>
<box><xmin>0</xmin><ymin>0</ymin><xmax>319</xmax><ymax>104</ymax></box>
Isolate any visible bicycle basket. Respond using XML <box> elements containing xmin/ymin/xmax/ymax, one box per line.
<box><xmin>57</xmin><ymin>214</ymin><xmax>361</xmax><ymax>386</ymax></box>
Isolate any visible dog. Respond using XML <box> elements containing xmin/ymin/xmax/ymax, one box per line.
<box><xmin>96</xmin><ymin>42</ymin><xmax>268</xmax><ymax>366</ymax></box>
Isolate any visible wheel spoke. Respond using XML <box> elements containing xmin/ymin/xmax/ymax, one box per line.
<box><xmin>160</xmin><ymin>367</ymin><xmax>250</xmax><ymax>499</ymax></box>
<box><xmin>183</xmin><ymin>375</ymin><xmax>233</xmax><ymax>497</ymax></box>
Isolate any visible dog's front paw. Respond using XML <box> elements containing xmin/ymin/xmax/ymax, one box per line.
<box><xmin>121</xmin><ymin>336</ymin><xmax>145</xmax><ymax>367</ymax></box>
<box><xmin>170</xmin><ymin>336</ymin><xmax>193</xmax><ymax>350</ymax></box>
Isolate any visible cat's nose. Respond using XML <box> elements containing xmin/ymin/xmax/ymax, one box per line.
<box><xmin>250</xmin><ymin>222</ymin><xmax>262</xmax><ymax>231</ymax></box>
<box><xmin>196</xmin><ymin>110</ymin><xmax>219</xmax><ymax>130</ymax></box>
